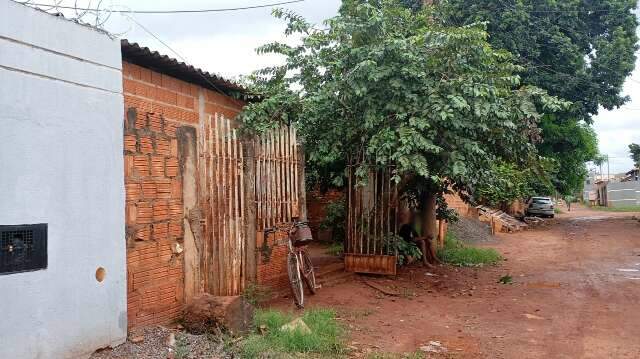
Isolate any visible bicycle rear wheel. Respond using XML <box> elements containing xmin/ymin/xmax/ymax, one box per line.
<box><xmin>299</xmin><ymin>250</ymin><xmax>317</xmax><ymax>294</ymax></box>
<box><xmin>287</xmin><ymin>251</ymin><xmax>304</xmax><ymax>308</ymax></box>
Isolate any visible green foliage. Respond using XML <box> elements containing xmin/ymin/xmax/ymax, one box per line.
<box><xmin>436</xmin><ymin>194</ymin><xmax>459</xmax><ymax>223</ymax></box>
<box><xmin>476</xmin><ymin>161</ymin><xmax>554</xmax><ymax>208</ymax></box>
<box><xmin>382</xmin><ymin>234</ymin><xmax>423</xmax><ymax>265</ymax></box>
<box><xmin>437</xmin><ymin>233</ymin><xmax>502</xmax><ymax>266</ymax></box>
<box><xmin>241</xmin><ymin>309</ymin><xmax>345</xmax><ymax>358</ymax></box>
<box><xmin>439</xmin><ymin>0</ymin><xmax>639</xmax><ymax>195</ymax></box>
<box><xmin>239</xmin><ymin>0</ymin><xmax>565</xmax><ymax>203</ymax></box>
<box><xmin>320</xmin><ymin>199</ymin><xmax>347</xmax><ymax>243</ymax></box>
<box><xmin>629</xmin><ymin>143</ymin><xmax>640</xmax><ymax>168</ymax></box>
<box><xmin>325</xmin><ymin>242</ymin><xmax>344</xmax><ymax>257</ymax></box>
<box><xmin>536</xmin><ymin>116</ymin><xmax>598</xmax><ymax>194</ymax></box>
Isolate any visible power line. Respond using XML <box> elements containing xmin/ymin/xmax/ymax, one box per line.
<box><xmin>22</xmin><ymin>0</ymin><xmax>304</xmax><ymax>14</ymax></box>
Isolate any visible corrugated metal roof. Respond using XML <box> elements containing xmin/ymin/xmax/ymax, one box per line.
<box><xmin>121</xmin><ymin>39</ymin><xmax>249</xmax><ymax>97</ymax></box>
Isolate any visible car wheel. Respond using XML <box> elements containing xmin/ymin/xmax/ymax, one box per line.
<box><xmin>550</xmin><ymin>214</ymin><xmax>555</xmax><ymax>218</ymax></box>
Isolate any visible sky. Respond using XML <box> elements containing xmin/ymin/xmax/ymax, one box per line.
<box><xmin>22</xmin><ymin>0</ymin><xmax>639</xmax><ymax>173</ymax></box>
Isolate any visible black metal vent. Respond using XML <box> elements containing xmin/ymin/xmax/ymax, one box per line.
<box><xmin>0</xmin><ymin>224</ymin><xmax>47</xmax><ymax>275</ymax></box>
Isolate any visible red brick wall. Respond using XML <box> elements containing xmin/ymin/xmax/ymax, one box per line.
<box><xmin>306</xmin><ymin>189</ymin><xmax>344</xmax><ymax>240</ymax></box>
<box><xmin>254</xmin><ymin>190</ymin><xmax>342</xmax><ymax>293</ymax></box>
<box><xmin>122</xmin><ymin>61</ymin><xmax>243</xmax><ymax>329</ymax></box>
<box><xmin>256</xmin><ymin>230</ymin><xmax>291</xmax><ymax>291</ymax></box>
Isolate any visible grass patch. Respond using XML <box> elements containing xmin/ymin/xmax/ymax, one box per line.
<box><xmin>325</xmin><ymin>242</ymin><xmax>344</xmax><ymax>257</ymax></box>
<box><xmin>590</xmin><ymin>205</ymin><xmax>640</xmax><ymax>213</ymax></box>
<box><xmin>240</xmin><ymin>308</ymin><xmax>345</xmax><ymax>358</ymax></box>
<box><xmin>437</xmin><ymin>233</ymin><xmax>502</xmax><ymax>267</ymax></box>
<box><xmin>554</xmin><ymin>207</ymin><xmax>563</xmax><ymax>214</ymax></box>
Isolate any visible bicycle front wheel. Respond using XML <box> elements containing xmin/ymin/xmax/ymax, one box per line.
<box><xmin>300</xmin><ymin>250</ymin><xmax>317</xmax><ymax>294</ymax></box>
<box><xmin>287</xmin><ymin>251</ymin><xmax>304</xmax><ymax>308</ymax></box>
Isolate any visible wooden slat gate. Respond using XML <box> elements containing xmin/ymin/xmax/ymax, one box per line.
<box><xmin>197</xmin><ymin>115</ymin><xmax>301</xmax><ymax>296</ymax></box>
<box><xmin>254</xmin><ymin>127</ymin><xmax>300</xmax><ymax>229</ymax></box>
<box><xmin>199</xmin><ymin>114</ymin><xmax>245</xmax><ymax>296</ymax></box>
<box><xmin>345</xmin><ymin>166</ymin><xmax>399</xmax><ymax>275</ymax></box>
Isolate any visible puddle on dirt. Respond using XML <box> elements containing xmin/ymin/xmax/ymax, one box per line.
<box><xmin>617</xmin><ymin>269</ymin><xmax>640</xmax><ymax>272</ymax></box>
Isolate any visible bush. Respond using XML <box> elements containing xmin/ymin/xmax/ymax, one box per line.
<box><xmin>437</xmin><ymin>233</ymin><xmax>502</xmax><ymax>267</ymax></box>
<box><xmin>382</xmin><ymin>234</ymin><xmax>422</xmax><ymax>265</ymax></box>
<box><xmin>320</xmin><ymin>199</ymin><xmax>346</xmax><ymax>243</ymax></box>
<box><xmin>240</xmin><ymin>308</ymin><xmax>345</xmax><ymax>358</ymax></box>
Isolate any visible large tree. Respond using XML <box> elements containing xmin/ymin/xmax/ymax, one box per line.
<box><xmin>437</xmin><ymin>0</ymin><xmax>639</xmax><ymax>194</ymax></box>
<box><xmin>240</xmin><ymin>0</ymin><xmax>564</xmax><ymax>257</ymax></box>
<box><xmin>630</xmin><ymin>143</ymin><xmax>640</xmax><ymax>168</ymax></box>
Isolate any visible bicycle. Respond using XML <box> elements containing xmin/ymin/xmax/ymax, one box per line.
<box><xmin>264</xmin><ymin>219</ymin><xmax>318</xmax><ymax>308</ymax></box>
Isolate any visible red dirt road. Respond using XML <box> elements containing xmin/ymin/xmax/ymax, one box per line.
<box><xmin>270</xmin><ymin>205</ymin><xmax>640</xmax><ymax>358</ymax></box>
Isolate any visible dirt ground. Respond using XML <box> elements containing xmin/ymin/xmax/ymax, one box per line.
<box><xmin>269</xmin><ymin>204</ymin><xmax>640</xmax><ymax>358</ymax></box>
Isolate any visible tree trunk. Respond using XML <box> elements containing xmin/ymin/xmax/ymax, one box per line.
<box><xmin>420</xmin><ymin>191</ymin><xmax>438</xmax><ymax>263</ymax></box>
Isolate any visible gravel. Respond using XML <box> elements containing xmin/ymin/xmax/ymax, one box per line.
<box><xmin>449</xmin><ymin>216</ymin><xmax>495</xmax><ymax>243</ymax></box>
<box><xmin>90</xmin><ymin>326</ymin><xmax>236</xmax><ymax>359</ymax></box>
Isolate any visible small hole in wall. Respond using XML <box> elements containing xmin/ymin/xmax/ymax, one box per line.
<box><xmin>95</xmin><ymin>267</ymin><xmax>106</xmax><ymax>282</ymax></box>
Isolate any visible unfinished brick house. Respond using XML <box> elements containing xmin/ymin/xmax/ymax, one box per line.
<box><xmin>121</xmin><ymin>40</ymin><xmax>305</xmax><ymax>329</ymax></box>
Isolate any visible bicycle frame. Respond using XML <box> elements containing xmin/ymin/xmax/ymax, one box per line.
<box><xmin>264</xmin><ymin>220</ymin><xmax>317</xmax><ymax>308</ymax></box>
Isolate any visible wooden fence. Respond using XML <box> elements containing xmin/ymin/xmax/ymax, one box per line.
<box><xmin>196</xmin><ymin>115</ymin><xmax>302</xmax><ymax>296</ymax></box>
<box><xmin>345</xmin><ymin>165</ymin><xmax>399</xmax><ymax>275</ymax></box>
<box><xmin>198</xmin><ymin>114</ymin><xmax>245</xmax><ymax>296</ymax></box>
<box><xmin>255</xmin><ymin>126</ymin><xmax>301</xmax><ymax>230</ymax></box>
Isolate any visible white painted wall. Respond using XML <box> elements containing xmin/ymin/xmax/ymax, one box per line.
<box><xmin>0</xmin><ymin>1</ymin><xmax>126</xmax><ymax>358</ymax></box>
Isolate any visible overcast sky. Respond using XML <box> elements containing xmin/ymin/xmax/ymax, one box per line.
<box><xmin>25</xmin><ymin>0</ymin><xmax>639</xmax><ymax>173</ymax></box>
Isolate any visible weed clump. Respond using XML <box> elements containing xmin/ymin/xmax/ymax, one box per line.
<box><xmin>240</xmin><ymin>308</ymin><xmax>345</xmax><ymax>358</ymax></box>
<box><xmin>437</xmin><ymin>233</ymin><xmax>502</xmax><ymax>267</ymax></box>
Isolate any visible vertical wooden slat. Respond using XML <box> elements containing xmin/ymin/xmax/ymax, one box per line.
<box><xmin>271</xmin><ymin>130</ymin><xmax>277</xmax><ymax>225</ymax></box>
<box><xmin>266</xmin><ymin>131</ymin><xmax>271</xmax><ymax>227</ymax></box>
<box><xmin>219</xmin><ymin>115</ymin><xmax>228</xmax><ymax>295</ymax></box>
<box><xmin>372</xmin><ymin>170</ymin><xmax>377</xmax><ymax>255</ymax></box>
<box><xmin>273</xmin><ymin>129</ymin><xmax>278</xmax><ymax>224</ymax></box>
<box><xmin>226</xmin><ymin>118</ymin><xmax>234</xmax><ymax>295</ymax></box>
<box><xmin>238</xmin><ymin>131</ymin><xmax>246</xmax><ymax>290</ymax></box>
<box><xmin>285</xmin><ymin>127</ymin><xmax>293</xmax><ymax>221</ymax></box>
<box><xmin>233</xmin><ymin>126</ymin><xmax>241</xmax><ymax>294</ymax></box>
<box><xmin>287</xmin><ymin>127</ymin><xmax>295</xmax><ymax>221</ymax></box>
<box><xmin>291</xmin><ymin>128</ymin><xmax>298</xmax><ymax>216</ymax></box>
<box><xmin>278</xmin><ymin>127</ymin><xmax>287</xmax><ymax>222</ymax></box>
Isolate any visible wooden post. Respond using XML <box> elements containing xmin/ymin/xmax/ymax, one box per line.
<box><xmin>177</xmin><ymin>126</ymin><xmax>201</xmax><ymax>303</ymax></box>
<box><xmin>242</xmin><ymin>137</ymin><xmax>257</xmax><ymax>283</ymax></box>
<box><xmin>296</xmin><ymin>144</ymin><xmax>308</xmax><ymax>221</ymax></box>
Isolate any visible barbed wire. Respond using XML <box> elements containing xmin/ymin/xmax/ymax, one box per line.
<box><xmin>15</xmin><ymin>0</ymin><xmax>134</xmax><ymax>37</ymax></box>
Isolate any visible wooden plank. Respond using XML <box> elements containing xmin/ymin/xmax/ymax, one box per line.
<box><xmin>220</xmin><ymin>115</ymin><xmax>228</xmax><ymax>295</ymax></box>
<box><xmin>240</xmin><ymin>133</ymin><xmax>251</xmax><ymax>287</ymax></box>
<box><xmin>344</xmin><ymin>254</ymin><xmax>396</xmax><ymax>275</ymax></box>
<box><xmin>291</xmin><ymin>129</ymin><xmax>299</xmax><ymax>217</ymax></box>
<box><xmin>225</xmin><ymin>117</ymin><xmax>233</xmax><ymax>295</ymax></box>
<box><xmin>211</xmin><ymin>116</ymin><xmax>218</xmax><ymax>293</ymax></box>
